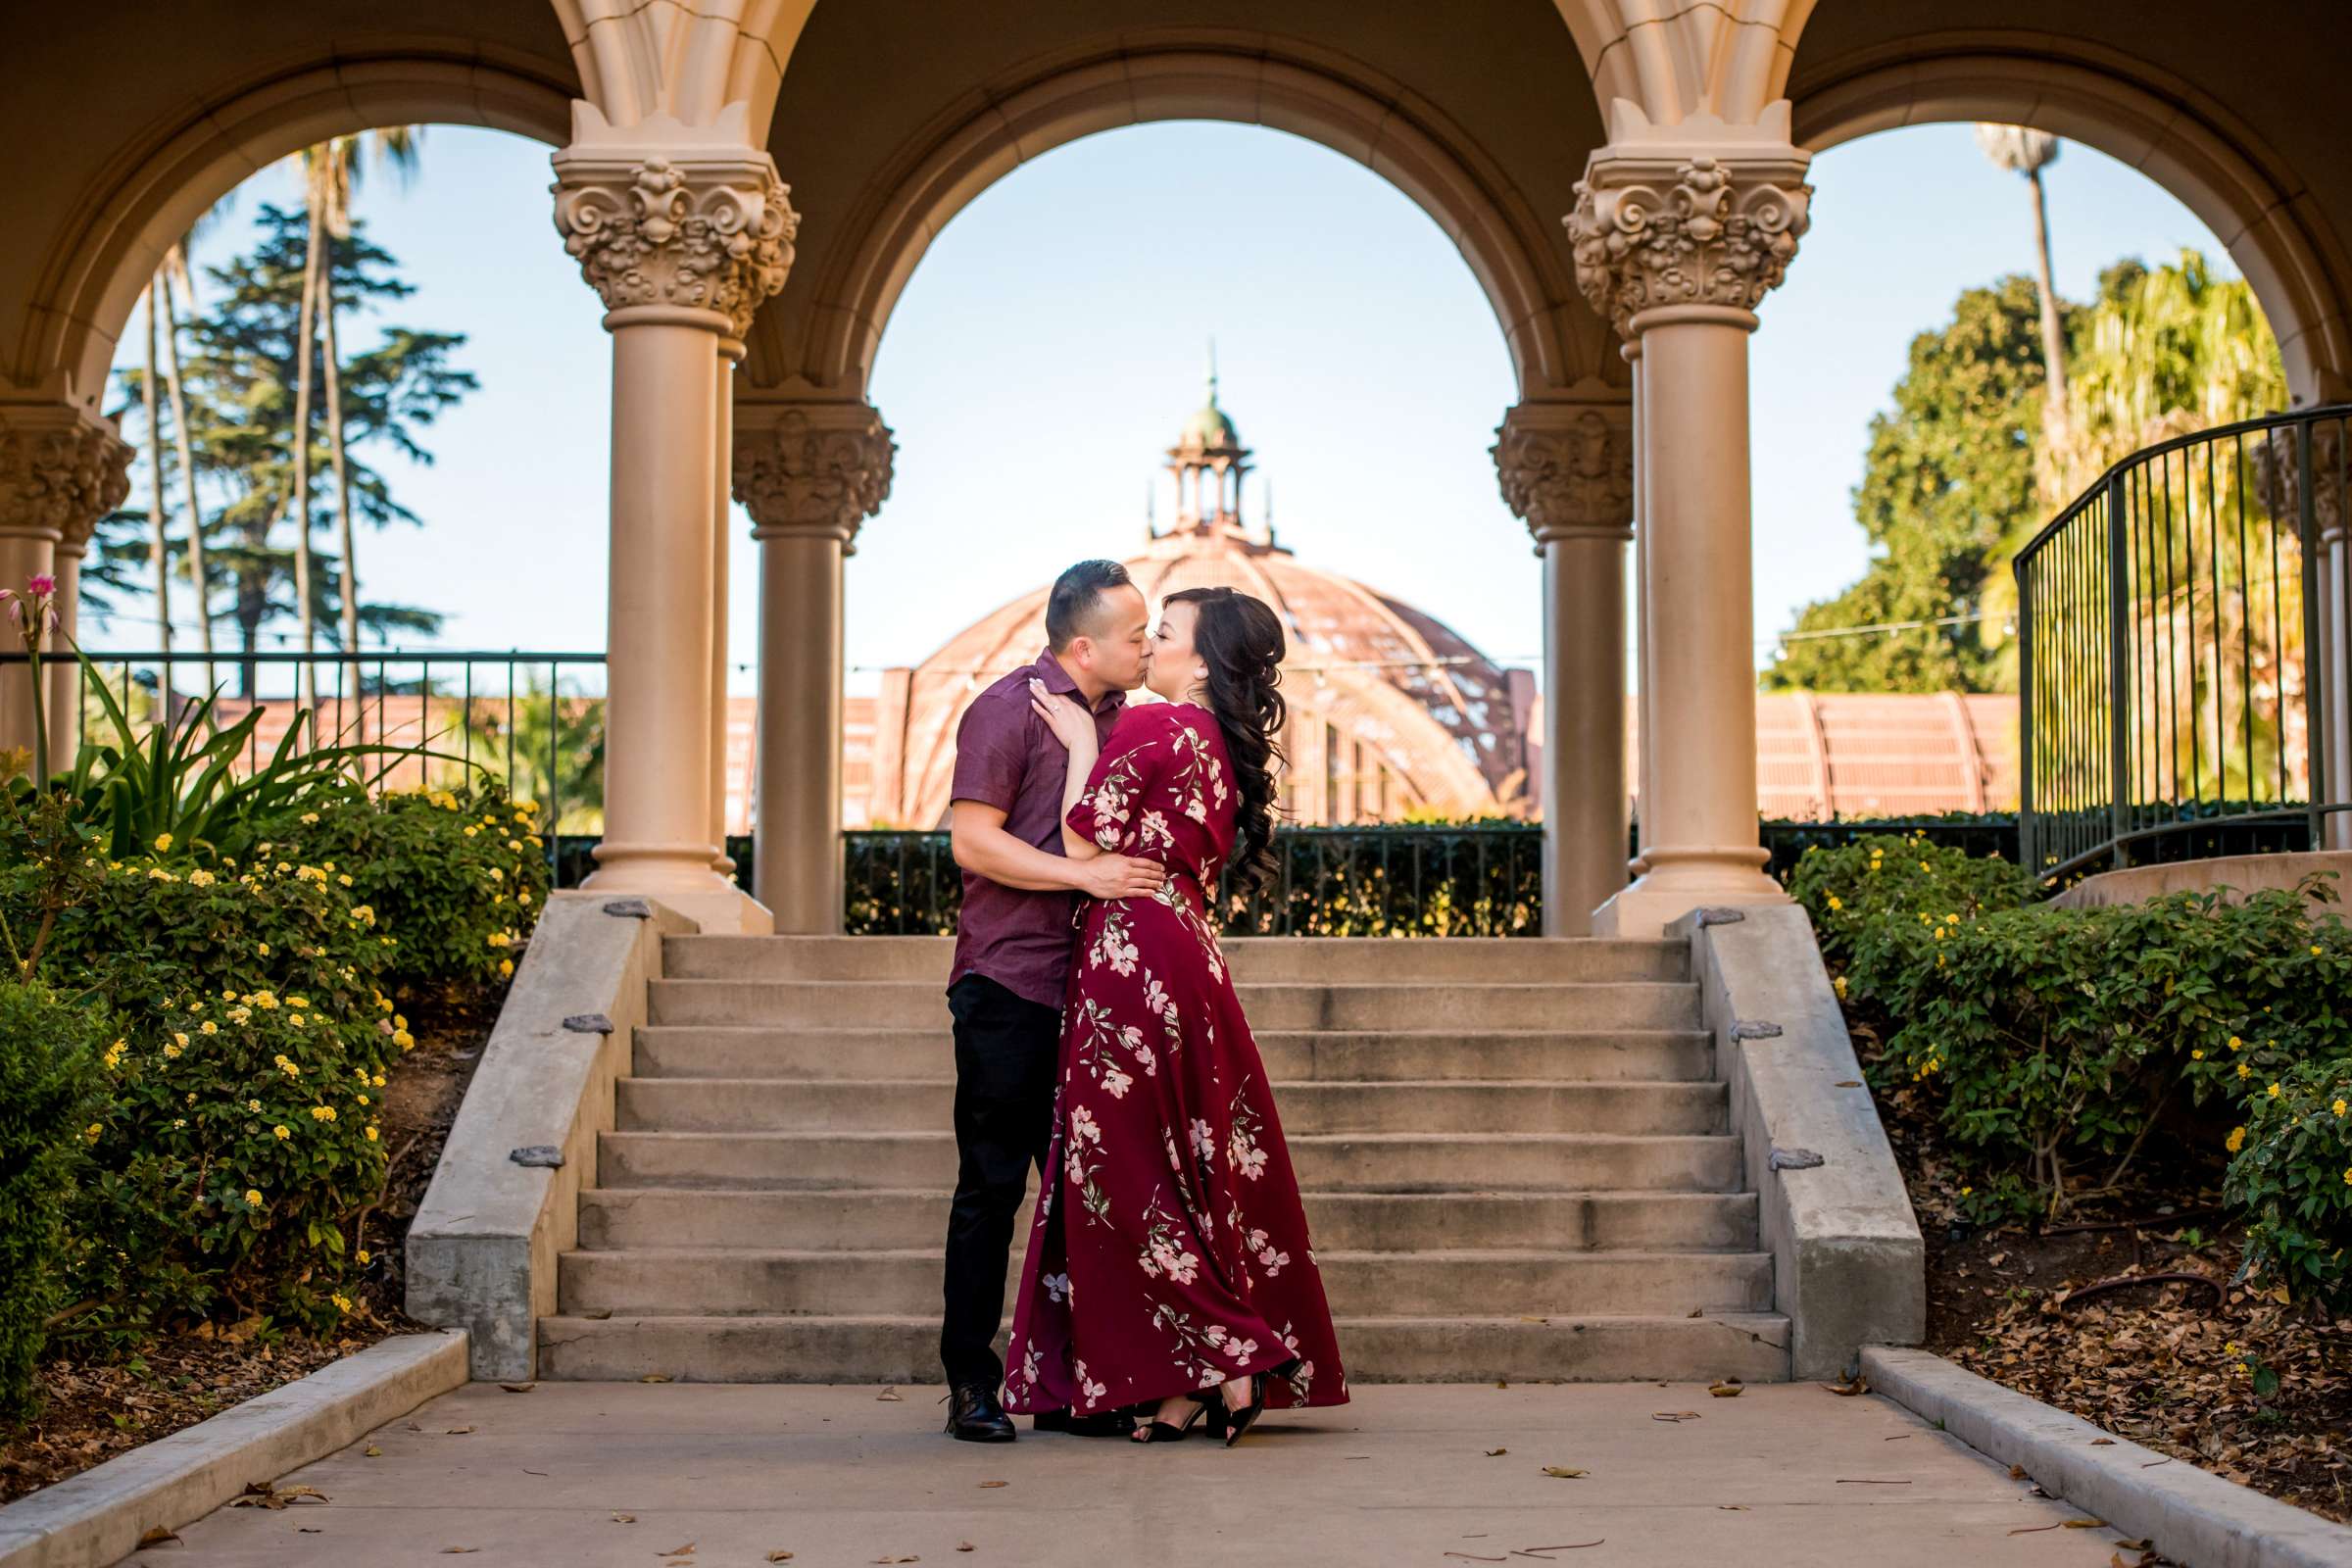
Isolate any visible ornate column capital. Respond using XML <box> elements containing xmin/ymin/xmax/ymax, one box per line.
<box><xmin>1566</xmin><ymin>105</ymin><xmax>1812</xmax><ymax>341</ymax></box>
<box><xmin>0</xmin><ymin>390</ymin><xmax>131</xmax><ymax>552</ymax></box>
<box><xmin>1493</xmin><ymin>401</ymin><xmax>1633</xmax><ymax>549</ymax></box>
<box><xmin>552</xmin><ymin>104</ymin><xmax>798</xmax><ymax>337</ymax></box>
<box><xmin>733</xmin><ymin>401</ymin><xmax>896</xmax><ymax>552</ymax></box>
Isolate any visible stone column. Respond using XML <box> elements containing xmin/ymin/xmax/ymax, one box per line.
<box><xmin>1626</xmin><ymin>339</ymin><xmax>1652</xmax><ymax>877</ymax></box>
<box><xmin>1494</xmin><ymin>400</ymin><xmax>1632</xmax><ymax>936</ymax></box>
<box><xmin>0</xmin><ymin>392</ymin><xmax>129</xmax><ymax>766</ymax></box>
<box><xmin>553</xmin><ymin>106</ymin><xmax>795</xmax><ymax>930</ymax></box>
<box><xmin>1568</xmin><ymin>112</ymin><xmax>1812</xmax><ymax>936</ymax></box>
<box><xmin>734</xmin><ymin>399</ymin><xmax>895</xmax><ymax>933</ymax></box>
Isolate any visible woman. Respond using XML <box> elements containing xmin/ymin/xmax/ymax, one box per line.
<box><xmin>1002</xmin><ymin>586</ymin><xmax>1348</xmax><ymax>1446</ymax></box>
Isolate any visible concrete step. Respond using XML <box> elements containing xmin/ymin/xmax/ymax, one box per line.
<box><xmin>647</xmin><ymin>979</ymin><xmax>1702</xmax><ymax>1032</ymax></box>
<box><xmin>597</xmin><ymin>1130</ymin><xmax>1741</xmax><ymax>1194</ymax></box>
<box><xmin>612</xmin><ymin>1078</ymin><xmax>1730</xmax><ymax>1137</ymax></box>
<box><xmin>556</xmin><ymin>1247</ymin><xmax>1775</xmax><ymax>1319</ymax></box>
<box><xmin>663</xmin><ymin>935</ymin><xmax>1690</xmax><ymax>985</ymax></box>
<box><xmin>533</xmin><ymin>1311</ymin><xmax>1791</xmax><ymax>1384</ymax></box>
<box><xmin>575</xmin><ymin>1187</ymin><xmax>1762</xmax><ymax>1253</ymax></box>
<box><xmin>633</xmin><ymin>1027</ymin><xmax>1716</xmax><ymax>1084</ymax></box>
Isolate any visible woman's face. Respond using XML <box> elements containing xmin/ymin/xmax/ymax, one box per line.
<box><xmin>1147</xmin><ymin>600</ymin><xmax>1206</xmax><ymax>704</ymax></box>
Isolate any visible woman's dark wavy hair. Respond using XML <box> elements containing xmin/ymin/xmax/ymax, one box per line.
<box><xmin>1161</xmin><ymin>586</ymin><xmax>1287</xmax><ymax>891</ymax></box>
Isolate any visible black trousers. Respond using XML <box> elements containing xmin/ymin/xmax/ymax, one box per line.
<box><xmin>939</xmin><ymin>973</ymin><xmax>1061</xmax><ymax>1392</ymax></box>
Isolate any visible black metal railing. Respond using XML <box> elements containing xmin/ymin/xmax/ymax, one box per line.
<box><xmin>845</xmin><ymin>817</ymin><xmax>2033</xmax><ymax>935</ymax></box>
<box><xmin>1</xmin><ymin>649</ymin><xmax>610</xmax><ymax>884</ymax></box>
<box><xmin>2014</xmin><ymin>406</ymin><xmax>2350</xmax><ymax>880</ymax></box>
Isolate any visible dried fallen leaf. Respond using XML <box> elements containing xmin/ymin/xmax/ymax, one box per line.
<box><xmin>977</xmin><ymin>1480</ymin><xmax>1008</xmax><ymax>1489</ymax></box>
<box><xmin>1717</xmin><ymin>1505</ymin><xmax>1748</xmax><ymax>1512</ymax></box>
<box><xmin>658</xmin><ymin>1544</ymin><xmax>697</xmax><ymax>1558</ymax></box>
<box><xmin>873</xmin><ymin>1558</ymin><xmax>920</xmax><ymax>1565</ymax></box>
<box><xmin>1707</xmin><ymin>1380</ymin><xmax>1743</xmax><ymax>1397</ymax></box>
<box><xmin>1822</xmin><ymin>1374</ymin><xmax>1869</xmax><ymax>1397</ymax></box>
<box><xmin>136</xmin><ymin>1526</ymin><xmax>182</xmax><ymax>1547</ymax></box>
<box><xmin>1518</xmin><ymin>1316</ymin><xmax>1549</xmax><ymax>1324</ymax></box>
<box><xmin>639</xmin><ymin>1374</ymin><xmax>672</xmax><ymax>1385</ymax></box>
<box><xmin>2089</xmin><ymin>1438</ymin><xmax>2115</xmax><ymax>1446</ymax></box>
<box><xmin>1540</xmin><ymin>1465</ymin><xmax>1589</xmax><ymax>1479</ymax></box>
<box><xmin>956</xmin><ymin>1545</ymin><xmax>975</xmax><ymax>1555</ymax></box>
<box><xmin>1651</xmin><ymin>1411</ymin><xmax>1700</xmax><ymax>1422</ymax></box>
<box><xmin>229</xmin><ymin>1482</ymin><xmax>328</xmax><ymax>1509</ymax></box>
<box><xmin>499</xmin><ymin>1383</ymin><xmax>535</xmax><ymax>1394</ymax></box>
<box><xmin>441</xmin><ymin>1551</ymin><xmax>479</xmax><ymax>1556</ymax></box>
<box><xmin>2112</xmin><ymin>1541</ymin><xmax>2149</xmax><ymax>1551</ymax></box>
<box><xmin>2064</xmin><ymin>1520</ymin><xmax>2108</xmax><ymax>1529</ymax></box>
<box><xmin>364</xmin><ymin>1446</ymin><xmax>383</xmax><ymax>1457</ymax></box>
<box><xmin>612</xmin><ymin>1513</ymin><xmax>637</xmax><ymax>1525</ymax></box>
<box><xmin>1484</xmin><ymin>1446</ymin><xmax>1508</xmax><ymax>1456</ymax></box>
<box><xmin>2008</xmin><ymin>1464</ymin><xmax>2029</xmax><ymax>1480</ymax></box>
<box><xmin>444</xmin><ymin>1426</ymin><xmax>475</xmax><ymax>1436</ymax></box>
<box><xmin>766</xmin><ymin>1554</ymin><xmax>793</xmax><ymax>1563</ymax></box>
<box><xmin>876</xmin><ymin>1386</ymin><xmax>904</xmax><ymax>1402</ymax></box>
<box><xmin>1834</xmin><ymin>1080</ymin><xmax>1861</xmax><ymax>1088</ymax></box>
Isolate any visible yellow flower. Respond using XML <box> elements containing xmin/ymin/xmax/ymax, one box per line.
<box><xmin>244</xmin><ymin>1189</ymin><xmax>263</xmax><ymax>1207</ymax></box>
<box><xmin>154</xmin><ymin>831</ymin><xmax>173</xmax><ymax>853</ymax></box>
<box><xmin>2229</xmin><ymin>1036</ymin><xmax>2242</xmax><ymax>1051</ymax></box>
<box><xmin>356</xmin><ymin>1250</ymin><xmax>371</xmax><ymax>1265</ymax></box>
<box><xmin>310</xmin><ymin>1105</ymin><xmax>337</xmax><ymax>1122</ymax></box>
<box><xmin>258</xmin><ymin>942</ymin><xmax>271</xmax><ymax>956</ymax></box>
<box><xmin>2267</xmin><ymin>1083</ymin><xmax>2282</xmax><ymax>1099</ymax></box>
<box><xmin>103</xmin><ymin>1040</ymin><xmax>126</xmax><ymax>1069</ymax></box>
<box><xmin>201</xmin><ymin>1020</ymin><xmax>218</xmax><ymax>1036</ymax></box>
<box><xmin>365</xmin><ymin>1125</ymin><xmax>380</xmax><ymax>1142</ymax></box>
<box><xmin>2315</xmin><ymin>945</ymin><xmax>2326</xmax><ymax>957</ymax></box>
<box><xmin>279</xmin><ymin>1057</ymin><xmax>301</xmax><ymax>1075</ymax></box>
<box><xmin>486</xmin><ymin>931</ymin><xmax>511</xmax><ymax>949</ymax></box>
<box><xmin>251</xmin><ymin>991</ymin><xmax>280</xmax><ymax>1010</ymax></box>
<box><xmin>376</xmin><ymin>995</ymin><xmax>394</xmax><ymax>1013</ymax></box>
<box><xmin>394</xmin><ymin>1030</ymin><xmax>415</xmax><ymax>1052</ymax></box>
<box><xmin>273</xmin><ymin>1125</ymin><xmax>291</xmax><ymax>1140</ymax></box>
<box><xmin>2237</xmin><ymin>1063</ymin><xmax>2253</xmax><ymax>1079</ymax></box>
<box><xmin>84</xmin><ymin>1122</ymin><xmax>102</xmax><ymax>1141</ymax></box>
<box><xmin>172</xmin><ymin>1117</ymin><xmax>186</xmax><ymax>1129</ymax></box>
<box><xmin>356</xmin><ymin>1094</ymin><xmax>368</xmax><ymax>1106</ymax></box>
<box><xmin>2190</xmin><ymin>1050</ymin><xmax>2204</xmax><ymax>1060</ymax></box>
<box><xmin>337</xmin><ymin>873</ymin><xmax>353</xmax><ymax>887</ymax></box>
<box><xmin>464</xmin><ymin>825</ymin><xmax>479</xmax><ymax>838</ymax></box>
<box><xmin>394</xmin><ymin>1014</ymin><xmax>408</xmax><ymax>1030</ymax></box>
<box><xmin>1919</xmin><ymin>860</ymin><xmax>1931</xmax><ymax>872</ymax></box>
<box><xmin>162</xmin><ymin>1043</ymin><xmax>182</xmax><ymax>1060</ymax></box>
<box><xmin>300</xmin><ymin>811</ymin><xmax>319</xmax><ymax>824</ymax></box>
<box><xmin>2227</xmin><ymin>1126</ymin><xmax>2247</xmax><ymax>1153</ymax></box>
<box><xmin>1833</xmin><ymin>975</ymin><xmax>1848</xmax><ymax>1000</ymax></box>
<box><xmin>2343</xmin><ymin>1167</ymin><xmax>2352</xmax><ymax>1188</ymax></box>
<box><xmin>1826</xmin><ymin>896</ymin><xmax>1842</xmax><ymax>911</ymax></box>
<box><xmin>1959</xmin><ymin>1186</ymin><xmax>1972</xmax><ymax>1197</ymax></box>
<box><xmin>499</xmin><ymin>958</ymin><xmax>514</xmax><ymax>978</ymax></box>
<box><xmin>350</xmin><ymin>905</ymin><xmax>376</xmax><ymax>926</ymax></box>
<box><xmin>227</xmin><ymin>1006</ymin><xmax>253</xmax><ymax>1025</ymax></box>
<box><xmin>173</xmin><ymin>1030</ymin><xmax>189</xmax><ymax>1049</ymax></box>
<box><xmin>517</xmin><ymin>890</ymin><xmax>532</xmax><ymax>906</ymax></box>
<box><xmin>189</xmin><ymin>868</ymin><xmax>216</xmax><ymax>888</ymax></box>
<box><xmin>330</xmin><ymin>1293</ymin><xmax>352</xmax><ymax>1313</ymax></box>
<box><xmin>371</xmin><ymin>1072</ymin><xmax>385</xmax><ymax>1088</ymax></box>
<box><xmin>2333</xmin><ymin>1100</ymin><xmax>2347</xmax><ymax>1118</ymax></box>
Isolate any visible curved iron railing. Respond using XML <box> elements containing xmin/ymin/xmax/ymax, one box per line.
<box><xmin>2014</xmin><ymin>405</ymin><xmax>2351</xmax><ymax>881</ymax></box>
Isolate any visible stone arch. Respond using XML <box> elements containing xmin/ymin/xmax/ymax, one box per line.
<box><xmin>15</xmin><ymin>45</ymin><xmax>575</xmax><ymax>400</ymax></box>
<box><xmin>1546</xmin><ymin>0</ymin><xmax>1816</xmax><ymax>130</ymax></box>
<box><xmin>1789</xmin><ymin>33</ymin><xmax>2352</xmax><ymax>406</ymax></box>
<box><xmin>552</xmin><ymin>0</ymin><xmax>821</xmax><ymax>143</ymax></box>
<box><xmin>745</xmin><ymin>34</ymin><xmax>1599</xmax><ymax>404</ymax></box>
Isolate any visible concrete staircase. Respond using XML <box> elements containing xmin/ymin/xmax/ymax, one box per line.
<box><xmin>535</xmin><ymin>935</ymin><xmax>1790</xmax><ymax>1384</ymax></box>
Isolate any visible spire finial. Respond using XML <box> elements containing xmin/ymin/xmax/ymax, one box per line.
<box><xmin>1205</xmin><ymin>336</ymin><xmax>1218</xmax><ymax>403</ymax></box>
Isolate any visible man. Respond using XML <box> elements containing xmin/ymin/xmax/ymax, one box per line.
<box><xmin>939</xmin><ymin>560</ymin><xmax>1166</xmax><ymax>1443</ymax></box>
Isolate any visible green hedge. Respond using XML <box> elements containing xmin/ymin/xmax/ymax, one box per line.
<box><xmin>0</xmin><ymin>980</ymin><xmax>100</xmax><ymax>1420</ymax></box>
<box><xmin>1792</xmin><ymin>834</ymin><xmax>2352</xmax><ymax>1304</ymax></box>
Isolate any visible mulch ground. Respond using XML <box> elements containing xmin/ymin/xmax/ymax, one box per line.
<box><xmin>1853</xmin><ymin>1010</ymin><xmax>2352</xmax><ymax>1526</ymax></box>
<box><xmin>0</xmin><ymin>984</ymin><xmax>497</xmax><ymax>1506</ymax></box>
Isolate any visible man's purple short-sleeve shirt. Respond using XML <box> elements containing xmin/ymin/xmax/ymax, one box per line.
<box><xmin>948</xmin><ymin>648</ymin><xmax>1124</xmax><ymax>1008</ymax></box>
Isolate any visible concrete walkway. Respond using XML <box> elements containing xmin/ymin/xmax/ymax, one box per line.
<box><xmin>136</xmin><ymin>1383</ymin><xmax>2128</xmax><ymax>1567</ymax></box>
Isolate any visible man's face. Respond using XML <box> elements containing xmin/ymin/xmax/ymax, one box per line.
<box><xmin>1068</xmin><ymin>584</ymin><xmax>1151</xmax><ymax>693</ymax></box>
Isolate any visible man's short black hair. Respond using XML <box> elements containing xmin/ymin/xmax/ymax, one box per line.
<box><xmin>1045</xmin><ymin>559</ymin><xmax>1133</xmax><ymax>651</ymax></box>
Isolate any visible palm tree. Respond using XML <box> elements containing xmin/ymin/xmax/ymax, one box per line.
<box><xmin>139</xmin><ymin>285</ymin><xmax>170</xmax><ymax>653</ymax></box>
<box><xmin>157</xmin><ymin>245</ymin><xmax>213</xmax><ymax>662</ymax></box>
<box><xmin>284</xmin><ymin>128</ymin><xmax>422</xmax><ymax>708</ymax></box>
<box><xmin>1975</xmin><ymin>124</ymin><xmax>2071</xmax><ymax>443</ymax></box>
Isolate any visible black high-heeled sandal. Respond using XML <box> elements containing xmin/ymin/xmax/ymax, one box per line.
<box><xmin>1131</xmin><ymin>1398</ymin><xmax>1212</xmax><ymax>1443</ymax></box>
<box><xmin>1220</xmin><ymin>1359</ymin><xmax>1300</xmax><ymax>1447</ymax></box>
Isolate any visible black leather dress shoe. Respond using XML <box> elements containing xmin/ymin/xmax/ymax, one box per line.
<box><xmin>944</xmin><ymin>1382</ymin><xmax>1017</xmax><ymax>1443</ymax></box>
<box><xmin>1033</xmin><ymin>1406</ymin><xmax>1138</xmax><ymax>1438</ymax></box>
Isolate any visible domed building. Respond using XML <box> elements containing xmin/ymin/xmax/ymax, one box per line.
<box><xmin>845</xmin><ymin>373</ymin><xmax>1540</xmax><ymax>828</ymax></box>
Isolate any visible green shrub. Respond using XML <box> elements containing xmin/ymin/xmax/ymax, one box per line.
<box><xmin>43</xmin><ymin>843</ymin><xmax>402</xmax><ymax>1333</ymax></box>
<box><xmin>1826</xmin><ymin>865</ymin><xmax>2351</xmax><ymax>1222</ymax></box>
<box><xmin>0</xmin><ymin>979</ymin><xmax>101</xmax><ymax>1420</ymax></box>
<box><xmin>1787</xmin><ymin>832</ymin><xmax>2039</xmax><ymax>989</ymax></box>
<box><xmin>2226</xmin><ymin>1054</ymin><xmax>2352</xmax><ymax>1306</ymax></box>
<box><xmin>274</xmin><ymin>784</ymin><xmax>548</xmax><ymax>990</ymax></box>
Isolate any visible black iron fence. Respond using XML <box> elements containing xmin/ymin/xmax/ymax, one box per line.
<box><xmin>2014</xmin><ymin>406</ymin><xmax>2350</xmax><ymax>880</ymax></box>
<box><xmin>841</xmin><ymin>817</ymin><xmax>2029</xmax><ymax>936</ymax></box>
<box><xmin>1</xmin><ymin>648</ymin><xmax>611</xmax><ymax>884</ymax></box>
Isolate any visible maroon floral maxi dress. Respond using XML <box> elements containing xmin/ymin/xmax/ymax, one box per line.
<box><xmin>1003</xmin><ymin>702</ymin><xmax>1348</xmax><ymax>1417</ymax></box>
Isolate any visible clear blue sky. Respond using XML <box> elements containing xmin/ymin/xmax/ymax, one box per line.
<box><xmin>110</xmin><ymin>120</ymin><xmax>2234</xmax><ymax>694</ymax></box>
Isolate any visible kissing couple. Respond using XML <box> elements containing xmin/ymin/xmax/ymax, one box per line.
<box><xmin>937</xmin><ymin>559</ymin><xmax>1348</xmax><ymax>1446</ymax></box>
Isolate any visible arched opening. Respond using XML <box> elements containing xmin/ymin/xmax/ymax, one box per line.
<box><xmin>836</xmin><ymin>121</ymin><xmax>1536</xmax><ymax>835</ymax></box>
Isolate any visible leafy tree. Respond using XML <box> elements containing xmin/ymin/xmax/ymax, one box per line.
<box><xmin>94</xmin><ymin>203</ymin><xmax>474</xmax><ymax>689</ymax></box>
<box><xmin>1765</xmin><ymin>275</ymin><xmax>2051</xmax><ymax>693</ymax></box>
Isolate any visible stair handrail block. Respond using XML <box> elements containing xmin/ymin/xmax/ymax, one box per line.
<box><xmin>406</xmin><ymin>893</ymin><xmax>694</xmax><ymax>1382</ymax></box>
<box><xmin>1669</xmin><ymin>905</ymin><xmax>1925</xmax><ymax>1380</ymax></box>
